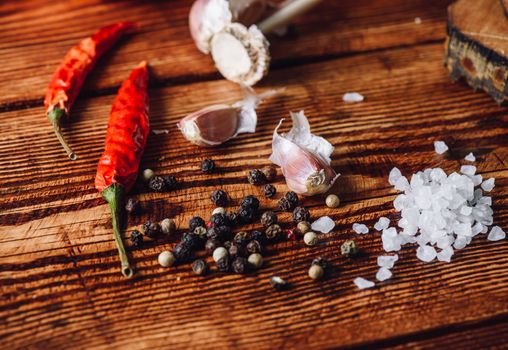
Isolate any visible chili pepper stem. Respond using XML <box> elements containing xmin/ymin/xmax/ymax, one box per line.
<box><xmin>101</xmin><ymin>183</ymin><xmax>134</xmax><ymax>278</ymax></box>
<box><xmin>47</xmin><ymin>108</ymin><xmax>77</xmax><ymax>160</ymax></box>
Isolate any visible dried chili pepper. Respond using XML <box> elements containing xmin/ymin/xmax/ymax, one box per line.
<box><xmin>95</xmin><ymin>61</ymin><xmax>149</xmax><ymax>278</ymax></box>
<box><xmin>45</xmin><ymin>22</ymin><xmax>136</xmax><ymax>160</ymax></box>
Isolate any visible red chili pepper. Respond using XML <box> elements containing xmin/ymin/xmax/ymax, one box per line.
<box><xmin>45</xmin><ymin>22</ymin><xmax>136</xmax><ymax>160</ymax></box>
<box><xmin>95</xmin><ymin>61</ymin><xmax>149</xmax><ymax>278</ymax></box>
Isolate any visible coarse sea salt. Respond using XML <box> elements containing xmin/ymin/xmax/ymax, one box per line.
<box><xmin>376</xmin><ymin>267</ymin><xmax>392</xmax><ymax>281</ymax></box>
<box><xmin>465</xmin><ymin>152</ymin><xmax>476</xmax><ymax>162</ymax></box>
<box><xmin>343</xmin><ymin>92</ymin><xmax>364</xmax><ymax>103</ymax></box>
<box><xmin>354</xmin><ymin>277</ymin><xmax>375</xmax><ymax>289</ymax></box>
<box><xmin>352</xmin><ymin>223</ymin><xmax>369</xmax><ymax>234</ymax></box>
<box><xmin>487</xmin><ymin>226</ymin><xmax>505</xmax><ymax>241</ymax></box>
<box><xmin>374</xmin><ymin>217</ymin><xmax>390</xmax><ymax>231</ymax></box>
<box><xmin>434</xmin><ymin>141</ymin><xmax>448</xmax><ymax>154</ymax></box>
<box><xmin>481</xmin><ymin>178</ymin><xmax>495</xmax><ymax>192</ymax></box>
<box><xmin>377</xmin><ymin>255</ymin><xmax>399</xmax><ymax>269</ymax></box>
<box><xmin>311</xmin><ymin>216</ymin><xmax>335</xmax><ymax>233</ymax></box>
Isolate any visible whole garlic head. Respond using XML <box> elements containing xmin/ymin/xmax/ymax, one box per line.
<box><xmin>270</xmin><ymin>111</ymin><xmax>339</xmax><ymax>196</ymax></box>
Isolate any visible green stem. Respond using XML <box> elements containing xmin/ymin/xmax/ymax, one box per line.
<box><xmin>101</xmin><ymin>183</ymin><xmax>134</xmax><ymax>278</ymax></box>
<box><xmin>47</xmin><ymin>108</ymin><xmax>77</xmax><ymax>160</ymax></box>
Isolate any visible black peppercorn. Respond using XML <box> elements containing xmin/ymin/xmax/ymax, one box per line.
<box><xmin>277</xmin><ymin>197</ymin><xmax>293</xmax><ymax>211</ymax></box>
<box><xmin>225</xmin><ymin>211</ymin><xmax>239</xmax><ymax>226</ymax></box>
<box><xmin>228</xmin><ymin>243</ymin><xmax>246</xmax><ymax>258</ymax></box>
<box><xmin>292</xmin><ymin>206</ymin><xmax>310</xmax><ymax>222</ymax></box>
<box><xmin>207</xmin><ymin>225</ymin><xmax>232</xmax><ymax>241</ymax></box>
<box><xmin>241</xmin><ymin>195</ymin><xmax>260</xmax><ymax>210</ymax></box>
<box><xmin>125</xmin><ymin>198</ymin><xmax>141</xmax><ymax>215</ymax></box>
<box><xmin>250</xmin><ymin>230</ymin><xmax>264</xmax><ymax>242</ymax></box>
<box><xmin>211</xmin><ymin>189</ymin><xmax>229</xmax><ymax>207</ymax></box>
<box><xmin>205</xmin><ymin>239</ymin><xmax>221</xmax><ymax>254</ymax></box>
<box><xmin>130</xmin><ymin>230</ymin><xmax>143</xmax><ymax>248</ymax></box>
<box><xmin>261</xmin><ymin>166</ymin><xmax>276</xmax><ymax>182</ymax></box>
<box><xmin>265</xmin><ymin>224</ymin><xmax>282</xmax><ymax>241</ymax></box>
<box><xmin>216</xmin><ymin>256</ymin><xmax>230</xmax><ymax>272</ymax></box>
<box><xmin>247</xmin><ymin>169</ymin><xmax>267</xmax><ymax>185</ymax></box>
<box><xmin>234</xmin><ymin>231</ymin><xmax>250</xmax><ymax>246</ymax></box>
<box><xmin>238</xmin><ymin>206</ymin><xmax>256</xmax><ymax>224</ymax></box>
<box><xmin>192</xmin><ymin>259</ymin><xmax>208</xmax><ymax>276</ymax></box>
<box><xmin>260</xmin><ymin>211</ymin><xmax>278</xmax><ymax>227</ymax></box>
<box><xmin>210</xmin><ymin>213</ymin><xmax>227</xmax><ymax>227</ymax></box>
<box><xmin>142</xmin><ymin>221</ymin><xmax>162</xmax><ymax>239</ymax></box>
<box><xmin>173</xmin><ymin>243</ymin><xmax>192</xmax><ymax>262</ymax></box>
<box><xmin>201</xmin><ymin>158</ymin><xmax>216</xmax><ymax>173</ymax></box>
<box><xmin>246</xmin><ymin>240</ymin><xmax>261</xmax><ymax>254</ymax></box>
<box><xmin>223</xmin><ymin>240</ymin><xmax>233</xmax><ymax>250</ymax></box>
<box><xmin>285</xmin><ymin>191</ymin><xmax>299</xmax><ymax>206</ymax></box>
<box><xmin>163</xmin><ymin>175</ymin><xmax>178</xmax><ymax>190</ymax></box>
<box><xmin>189</xmin><ymin>216</ymin><xmax>206</xmax><ymax>232</ymax></box>
<box><xmin>182</xmin><ymin>232</ymin><xmax>202</xmax><ymax>250</ymax></box>
<box><xmin>232</xmin><ymin>257</ymin><xmax>248</xmax><ymax>274</ymax></box>
<box><xmin>262</xmin><ymin>184</ymin><xmax>276</xmax><ymax>198</ymax></box>
<box><xmin>312</xmin><ymin>257</ymin><xmax>328</xmax><ymax>268</ymax></box>
<box><xmin>148</xmin><ymin>176</ymin><xmax>167</xmax><ymax>192</ymax></box>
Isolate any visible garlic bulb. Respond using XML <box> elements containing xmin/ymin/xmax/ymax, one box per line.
<box><xmin>189</xmin><ymin>0</ymin><xmax>267</xmax><ymax>54</ymax></box>
<box><xmin>269</xmin><ymin>111</ymin><xmax>339</xmax><ymax>196</ymax></box>
<box><xmin>178</xmin><ymin>86</ymin><xmax>280</xmax><ymax>147</ymax></box>
<box><xmin>211</xmin><ymin>23</ymin><xmax>270</xmax><ymax>86</ymax></box>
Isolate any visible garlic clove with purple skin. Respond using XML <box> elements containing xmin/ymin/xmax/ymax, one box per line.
<box><xmin>178</xmin><ymin>86</ymin><xmax>281</xmax><ymax>147</ymax></box>
<box><xmin>270</xmin><ymin>111</ymin><xmax>339</xmax><ymax>196</ymax></box>
<box><xmin>189</xmin><ymin>0</ymin><xmax>267</xmax><ymax>54</ymax></box>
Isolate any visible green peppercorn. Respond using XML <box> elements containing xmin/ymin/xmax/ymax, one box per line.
<box><xmin>303</xmin><ymin>231</ymin><xmax>318</xmax><ymax>246</ymax></box>
<box><xmin>269</xmin><ymin>276</ymin><xmax>288</xmax><ymax>290</ymax></box>
<box><xmin>297</xmin><ymin>221</ymin><xmax>311</xmax><ymax>234</ymax></box>
<box><xmin>192</xmin><ymin>259</ymin><xmax>208</xmax><ymax>275</ymax></box>
<box><xmin>341</xmin><ymin>239</ymin><xmax>358</xmax><ymax>257</ymax></box>
<box><xmin>142</xmin><ymin>168</ymin><xmax>154</xmax><ymax>182</ymax></box>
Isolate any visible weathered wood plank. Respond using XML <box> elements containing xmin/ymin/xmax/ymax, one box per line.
<box><xmin>0</xmin><ymin>0</ymin><xmax>450</xmax><ymax>106</ymax></box>
<box><xmin>1</xmin><ymin>39</ymin><xmax>508</xmax><ymax>349</ymax></box>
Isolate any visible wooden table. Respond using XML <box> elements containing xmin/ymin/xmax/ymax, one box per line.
<box><xmin>1</xmin><ymin>1</ymin><xmax>507</xmax><ymax>348</ymax></box>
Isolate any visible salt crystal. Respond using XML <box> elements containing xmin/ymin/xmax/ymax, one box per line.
<box><xmin>464</xmin><ymin>152</ymin><xmax>475</xmax><ymax>162</ymax></box>
<box><xmin>353</xmin><ymin>277</ymin><xmax>375</xmax><ymax>289</ymax></box>
<box><xmin>376</xmin><ymin>267</ymin><xmax>393</xmax><ymax>281</ymax></box>
<box><xmin>460</xmin><ymin>165</ymin><xmax>476</xmax><ymax>176</ymax></box>
<box><xmin>481</xmin><ymin>178</ymin><xmax>495</xmax><ymax>192</ymax></box>
<box><xmin>394</xmin><ymin>176</ymin><xmax>410</xmax><ymax>191</ymax></box>
<box><xmin>487</xmin><ymin>226</ymin><xmax>505</xmax><ymax>241</ymax></box>
<box><xmin>377</xmin><ymin>255</ymin><xmax>399</xmax><ymax>269</ymax></box>
<box><xmin>352</xmin><ymin>223</ymin><xmax>369</xmax><ymax>234</ymax></box>
<box><xmin>416</xmin><ymin>245</ymin><xmax>437</xmax><ymax>262</ymax></box>
<box><xmin>453</xmin><ymin>236</ymin><xmax>468</xmax><ymax>249</ymax></box>
<box><xmin>374</xmin><ymin>217</ymin><xmax>390</xmax><ymax>231</ymax></box>
<box><xmin>460</xmin><ymin>206</ymin><xmax>472</xmax><ymax>216</ymax></box>
<box><xmin>437</xmin><ymin>246</ymin><xmax>454</xmax><ymax>262</ymax></box>
<box><xmin>434</xmin><ymin>141</ymin><xmax>448</xmax><ymax>154</ymax></box>
<box><xmin>479</xmin><ymin>197</ymin><xmax>492</xmax><ymax>206</ymax></box>
<box><xmin>389</xmin><ymin>167</ymin><xmax>402</xmax><ymax>186</ymax></box>
<box><xmin>343</xmin><ymin>92</ymin><xmax>364</xmax><ymax>103</ymax></box>
<box><xmin>311</xmin><ymin>216</ymin><xmax>335</xmax><ymax>233</ymax></box>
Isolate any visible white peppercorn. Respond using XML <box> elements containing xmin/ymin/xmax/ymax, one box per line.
<box><xmin>142</xmin><ymin>168</ymin><xmax>155</xmax><ymax>182</ymax></box>
<box><xmin>303</xmin><ymin>231</ymin><xmax>318</xmax><ymax>246</ymax></box>
<box><xmin>297</xmin><ymin>221</ymin><xmax>311</xmax><ymax>234</ymax></box>
<box><xmin>158</xmin><ymin>251</ymin><xmax>175</xmax><ymax>267</ymax></box>
<box><xmin>160</xmin><ymin>218</ymin><xmax>176</xmax><ymax>235</ymax></box>
<box><xmin>213</xmin><ymin>247</ymin><xmax>228</xmax><ymax>262</ymax></box>
<box><xmin>326</xmin><ymin>194</ymin><xmax>340</xmax><ymax>208</ymax></box>
<box><xmin>248</xmin><ymin>253</ymin><xmax>263</xmax><ymax>269</ymax></box>
<box><xmin>308</xmin><ymin>264</ymin><xmax>324</xmax><ymax>280</ymax></box>
<box><xmin>212</xmin><ymin>207</ymin><xmax>226</xmax><ymax>215</ymax></box>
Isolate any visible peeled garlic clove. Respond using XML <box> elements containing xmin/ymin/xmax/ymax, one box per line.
<box><xmin>178</xmin><ymin>86</ymin><xmax>280</xmax><ymax>146</ymax></box>
<box><xmin>270</xmin><ymin>111</ymin><xmax>339</xmax><ymax>196</ymax></box>
<box><xmin>211</xmin><ymin>23</ymin><xmax>270</xmax><ymax>86</ymax></box>
<box><xmin>178</xmin><ymin>105</ymin><xmax>238</xmax><ymax>146</ymax></box>
<box><xmin>189</xmin><ymin>0</ymin><xmax>232</xmax><ymax>54</ymax></box>
<box><xmin>189</xmin><ymin>0</ymin><xmax>267</xmax><ymax>54</ymax></box>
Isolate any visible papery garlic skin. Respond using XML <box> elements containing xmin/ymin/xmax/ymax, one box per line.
<box><xmin>270</xmin><ymin>111</ymin><xmax>339</xmax><ymax>196</ymax></box>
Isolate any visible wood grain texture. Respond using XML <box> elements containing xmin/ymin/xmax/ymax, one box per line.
<box><xmin>445</xmin><ymin>0</ymin><xmax>508</xmax><ymax>104</ymax></box>
<box><xmin>0</xmin><ymin>0</ymin><xmax>449</xmax><ymax>107</ymax></box>
<box><xmin>1</xmin><ymin>0</ymin><xmax>508</xmax><ymax>349</ymax></box>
